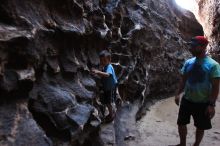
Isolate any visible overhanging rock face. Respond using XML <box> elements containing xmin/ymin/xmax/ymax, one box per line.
<box><xmin>0</xmin><ymin>0</ymin><xmax>203</xmax><ymax>145</ymax></box>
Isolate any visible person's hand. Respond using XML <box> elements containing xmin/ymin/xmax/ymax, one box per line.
<box><xmin>175</xmin><ymin>95</ymin><xmax>181</xmax><ymax>106</ymax></box>
<box><xmin>91</xmin><ymin>68</ymin><xmax>99</xmax><ymax>74</ymax></box>
<box><xmin>205</xmin><ymin>106</ymin><xmax>215</xmax><ymax>119</ymax></box>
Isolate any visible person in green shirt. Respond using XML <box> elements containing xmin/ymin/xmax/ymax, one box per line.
<box><xmin>175</xmin><ymin>36</ymin><xmax>220</xmax><ymax>146</ymax></box>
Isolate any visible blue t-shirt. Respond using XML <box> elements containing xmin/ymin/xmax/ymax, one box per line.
<box><xmin>102</xmin><ymin>64</ymin><xmax>118</xmax><ymax>91</ymax></box>
<box><xmin>181</xmin><ymin>56</ymin><xmax>220</xmax><ymax>103</ymax></box>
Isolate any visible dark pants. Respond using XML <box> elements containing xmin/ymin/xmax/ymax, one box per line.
<box><xmin>100</xmin><ymin>89</ymin><xmax>116</xmax><ymax>105</ymax></box>
<box><xmin>177</xmin><ymin>97</ymin><xmax>212</xmax><ymax>130</ymax></box>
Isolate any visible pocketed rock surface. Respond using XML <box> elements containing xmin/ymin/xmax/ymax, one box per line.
<box><xmin>0</xmin><ymin>0</ymin><xmax>204</xmax><ymax>145</ymax></box>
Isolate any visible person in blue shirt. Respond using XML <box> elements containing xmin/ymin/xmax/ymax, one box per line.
<box><xmin>175</xmin><ymin>36</ymin><xmax>220</xmax><ymax>146</ymax></box>
<box><xmin>91</xmin><ymin>50</ymin><xmax>118</xmax><ymax>122</ymax></box>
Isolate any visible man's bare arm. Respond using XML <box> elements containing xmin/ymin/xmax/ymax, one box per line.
<box><xmin>209</xmin><ymin>78</ymin><xmax>220</xmax><ymax>105</ymax></box>
<box><xmin>91</xmin><ymin>69</ymin><xmax>110</xmax><ymax>78</ymax></box>
<box><xmin>177</xmin><ymin>75</ymin><xmax>187</xmax><ymax>95</ymax></box>
<box><xmin>175</xmin><ymin>75</ymin><xmax>187</xmax><ymax>106</ymax></box>
<box><xmin>206</xmin><ymin>78</ymin><xmax>220</xmax><ymax>119</ymax></box>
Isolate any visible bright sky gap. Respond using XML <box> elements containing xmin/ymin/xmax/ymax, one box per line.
<box><xmin>175</xmin><ymin>0</ymin><xmax>197</xmax><ymax>11</ymax></box>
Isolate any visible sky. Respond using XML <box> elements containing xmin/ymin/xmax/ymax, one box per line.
<box><xmin>175</xmin><ymin>0</ymin><xmax>197</xmax><ymax>11</ymax></box>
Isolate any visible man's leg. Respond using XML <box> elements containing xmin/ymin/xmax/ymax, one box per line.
<box><xmin>193</xmin><ymin>128</ymin><xmax>204</xmax><ymax>146</ymax></box>
<box><xmin>104</xmin><ymin>104</ymin><xmax>115</xmax><ymax>123</ymax></box>
<box><xmin>103</xmin><ymin>91</ymin><xmax>114</xmax><ymax>120</ymax></box>
<box><xmin>176</xmin><ymin>98</ymin><xmax>191</xmax><ymax>146</ymax></box>
<box><xmin>177</xmin><ymin>125</ymin><xmax>187</xmax><ymax>146</ymax></box>
<box><xmin>192</xmin><ymin>103</ymin><xmax>211</xmax><ymax>146</ymax></box>
<box><xmin>107</xmin><ymin>104</ymin><xmax>113</xmax><ymax>116</ymax></box>
<box><xmin>106</xmin><ymin>89</ymin><xmax>116</xmax><ymax>120</ymax></box>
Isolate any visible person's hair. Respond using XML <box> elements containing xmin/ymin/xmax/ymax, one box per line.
<box><xmin>99</xmin><ymin>50</ymin><xmax>111</xmax><ymax>59</ymax></box>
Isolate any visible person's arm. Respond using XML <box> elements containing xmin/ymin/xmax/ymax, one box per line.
<box><xmin>91</xmin><ymin>69</ymin><xmax>110</xmax><ymax>78</ymax></box>
<box><xmin>206</xmin><ymin>78</ymin><xmax>220</xmax><ymax>119</ymax></box>
<box><xmin>209</xmin><ymin>78</ymin><xmax>220</xmax><ymax>104</ymax></box>
<box><xmin>175</xmin><ymin>74</ymin><xmax>187</xmax><ymax>106</ymax></box>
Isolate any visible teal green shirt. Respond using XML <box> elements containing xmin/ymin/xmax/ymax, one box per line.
<box><xmin>181</xmin><ymin>56</ymin><xmax>220</xmax><ymax>103</ymax></box>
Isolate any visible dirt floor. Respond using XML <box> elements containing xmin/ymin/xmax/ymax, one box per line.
<box><xmin>126</xmin><ymin>97</ymin><xmax>220</xmax><ymax>146</ymax></box>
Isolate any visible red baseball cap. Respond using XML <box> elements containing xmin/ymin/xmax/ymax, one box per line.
<box><xmin>188</xmin><ymin>36</ymin><xmax>209</xmax><ymax>48</ymax></box>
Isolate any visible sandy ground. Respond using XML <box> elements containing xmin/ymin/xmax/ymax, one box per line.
<box><xmin>127</xmin><ymin>97</ymin><xmax>220</xmax><ymax>146</ymax></box>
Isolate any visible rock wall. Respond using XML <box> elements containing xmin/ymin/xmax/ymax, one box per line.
<box><xmin>196</xmin><ymin>0</ymin><xmax>220</xmax><ymax>53</ymax></box>
<box><xmin>0</xmin><ymin>99</ymin><xmax>50</xmax><ymax>146</ymax></box>
<box><xmin>0</xmin><ymin>0</ymin><xmax>203</xmax><ymax>145</ymax></box>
